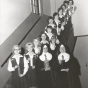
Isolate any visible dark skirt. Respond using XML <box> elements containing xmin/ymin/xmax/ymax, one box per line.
<box><xmin>12</xmin><ymin>69</ymin><xmax>28</xmax><ymax>88</ymax></box>
<box><xmin>58</xmin><ymin>71</ymin><xmax>71</xmax><ymax>88</ymax></box>
<box><xmin>37</xmin><ymin>70</ymin><xmax>55</xmax><ymax>88</ymax></box>
<box><xmin>26</xmin><ymin>66</ymin><xmax>37</xmax><ymax>87</ymax></box>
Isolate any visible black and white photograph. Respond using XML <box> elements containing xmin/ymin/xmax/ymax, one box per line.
<box><xmin>0</xmin><ymin>0</ymin><xmax>88</xmax><ymax>88</ymax></box>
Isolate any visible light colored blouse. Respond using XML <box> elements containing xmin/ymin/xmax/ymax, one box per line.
<box><xmin>25</xmin><ymin>52</ymin><xmax>36</xmax><ymax>66</ymax></box>
<box><xmin>7</xmin><ymin>54</ymin><xmax>28</xmax><ymax>76</ymax></box>
<box><xmin>50</xmin><ymin>42</ymin><xmax>56</xmax><ymax>50</ymax></box>
<box><xmin>34</xmin><ymin>46</ymin><xmax>41</xmax><ymax>54</ymax></box>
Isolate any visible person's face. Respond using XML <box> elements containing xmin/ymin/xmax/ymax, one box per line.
<box><xmin>69</xmin><ymin>1</ymin><xmax>73</xmax><ymax>6</ymax></box>
<box><xmin>54</xmin><ymin>15</ymin><xmax>59</xmax><ymax>20</ymax></box>
<box><xmin>34</xmin><ymin>39</ymin><xmax>39</xmax><ymax>46</ymax></box>
<box><xmin>59</xmin><ymin>9</ymin><xmax>63</xmax><ymax>15</ymax></box>
<box><xmin>43</xmin><ymin>46</ymin><xmax>48</xmax><ymax>53</ymax></box>
<box><xmin>49</xmin><ymin>19</ymin><xmax>53</xmax><ymax>24</ymax></box>
<box><xmin>41</xmin><ymin>34</ymin><xmax>46</xmax><ymax>40</ymax></box>
<box><xmin>65</xmin><ymin>3</ymin><xmax>68</xmax><ymax>8</ymax></box>
<box><xmin>47</xmin><ymin>28</ymin><xmax>52</xmax><ymax>33</ymax></box>
<box><xmin>60</xmin><ymin>46</ymin><xmax>66</xmax><ymax>53</ymax></box>
<box><xmin>62</xmin><ymin>6</ymin><xmax>65</xmax><ymax>10</ymax></box>
<box><xmin>14</xmin><ymin>46</ymin><xmax>21</xmax><ymax>55</ymax></box>
<box><xmin>27</xmin><ymin>45</ymin><xmax>33</xmax><ymax>52</ymax></box>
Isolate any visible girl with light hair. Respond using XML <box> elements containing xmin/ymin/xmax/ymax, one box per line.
<box><xmin>8</xmin><ymin>45</ymin><xmax>29</xmax><ymax>88</ymax></box>
<box><xmin>24</xmin><ymin>42</ymin><xmax>37</xmax><ymax>88</ymax></box>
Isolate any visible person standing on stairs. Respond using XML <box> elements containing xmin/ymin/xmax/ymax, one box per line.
<box><xmin>7</xmin><ymin>45</ymin><xmax>29</xmax><ymax>88</ymax></box>
<box><xmin>24</xmin><ymin>42</ymin><xmax>37</xmax><ymax>88</ymax></box>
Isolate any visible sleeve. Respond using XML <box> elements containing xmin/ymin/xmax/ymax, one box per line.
<box><xmin>7</xmin><ymin>59</ymin><xmax>15</xmax><ymax>72</ymax></box>
<box><xmin>65</xmin><ymin>53</ymin><xmax>70</xmax><ymax>62</ymax></box>
<box><xmin>47</xmin><ymin>53</ymin><xmax>52</xmax><ymax>61</ymax></box>
<box><xmin>22</xmin><ymin>56</ymin><xmax>29</xmax><ymax>75</ymax></box>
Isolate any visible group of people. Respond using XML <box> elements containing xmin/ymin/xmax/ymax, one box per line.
<box><xmin>7</xmin><ymin>0</ymin><xmax>77</xmax><ymax>88</ymax></box>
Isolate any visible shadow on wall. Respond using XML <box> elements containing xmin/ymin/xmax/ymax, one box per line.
<box><xmin>66</xmin><ymin>45</ymin><xmax>82</xmax><ymax>88</ymax></box>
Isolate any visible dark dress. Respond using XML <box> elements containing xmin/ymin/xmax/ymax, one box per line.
<box><xmin>25</xmin><ymin>53</ymin><xmax>37</xmax><ymax>87</ymax></box>
<box><xmin>49</xmin><ymin>42</ymin><xmax>62</xmax><ymax>88</ymax></box>
<box><xmin>11</xmin><ymin>57</ymin><xmax>28</xmax><ymax>88</ymax></box>
<box><xmin>35</xmin><ymin>53</ymin><xmax>55</xmax><ymax>88</ymax></box>
<box><xmin>58</xmin><ymin>53</ymin><xmax>71</xmax><ymax>88</ymax></box>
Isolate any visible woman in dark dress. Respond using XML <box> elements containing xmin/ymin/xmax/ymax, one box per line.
<box><xmin>49</xmin><ymin>36</ymin><xmax>61</xmax><ymax>88</ymax></box>
<box><xmin>24</xmin><ymin>42</ymin><xmax>37</xmax><ymax>88</ymax></box>
<box><xmin>45</xmin><ymin>16</ymin><xmax>57</xmax><ymax>34</ymax></box>
<box><xmin>40</xmin><ymin>33</ymin><xmax>49</xmax><ymax>45</ymax></box>
<box><xmin>57</xmin><ymin>44</ymin><xmax>71</xmax><ymax>88</ymax></box>
<box><xmin>44</xmin><ymin>26</ymin><xmax>54</xmax><ymax>41</ymax></box>
<box><xmin>36</xmin><ymin>44</ymin><xmax>55</xmax><ymax>88</ymax></box>
<box><xmin>53</xmin><ymin>12</ymin><xmax>62</xmax><ymax>36</ymax></box>
<box><xmin>49</xmin><ymin>35</ymin><xmax>60</xmax><ymax>61</ymax></box>
<box><xmin>7</xmin><ymin>45</ymin><xmax>29</xmax><ymax>88</ymax></box>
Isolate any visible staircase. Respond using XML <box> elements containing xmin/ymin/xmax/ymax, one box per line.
<box><xmin>1</xmin><ymin>13</ymin><xmax>77</xmax><ymax>88</ymax></box>
<box><xmin>1</xmin><ymin>13</ymin><xmax>49</xmax><ymax>88</ymax></box>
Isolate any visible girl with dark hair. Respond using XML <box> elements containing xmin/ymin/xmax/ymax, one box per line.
<box><xmin>47</xmin><ymin>16</ymin><xmax>56</xmax><ymax>29</ymax></box>
<box><xmin>68</xmin><ymin>0</ymin><xmax>77</xmax><ymax>17</ymax></box>
<box><xmin>45</xmin><ymin>16</ymin><xmax>57</xmax><ymax>34</ymax></box>
<box><xmin>45</xmin><ymin>26</ymin><xmax>54</xmax><ymax>41</ymax></box>
<box><xmin>63</xmin><ymin>0</ymin><xmax>69</xmax><ymax>10</ymax></box>
<box><xmin>53</xmin><ymin>12</ymin><xmax>62</xmax><ymax>36</ymax></box>
<box><xmin>40</xmin><ymin>33</ymin><xmax>49</xmax><ymax>45</ymax></box>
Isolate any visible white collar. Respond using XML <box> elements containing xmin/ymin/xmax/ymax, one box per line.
<box><xmin>26</xmin><ymin>52</ymin><xmax>35</xmax><ymax>56</ymax></box>
<box><xmin>26</xmin><ymin>52</ymin><xmax>36</xmax><ymax>59</ymax></box>
<box><xmin>41</xmin><ymin>40</ymin><xmax>49</xmax><ymax>44</ymax></box>
<box><xmin>12</xmin><ymin>54</ymin><xmax>23</xmax><ymax>58</ymax></box>
<box><xmin>46</xmin><ymin>33</ymin><xmax>53</xmax><ymax>37</ymax></box>
<box><xmin>58</xmin><ymin>53</ymin><xmax>70</xmax><ymax>62</ymax></box>
<box><xmin>39</xmin><ymin>52</ymin><xmax>52</xmax><ymax>61</ymax></box>
<box><xmin>48</xmin><ymin>24</ymin><xmax>55</xmax><ymax>27</ymax></box>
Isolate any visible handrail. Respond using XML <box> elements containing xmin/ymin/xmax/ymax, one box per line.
<box><xmin>0</xmin><ymin>13</ymin><xmax>40</xmax><ymax>67</ymax></box>
<box><xmin>2</xmin><ymin>14</ymin><xmax>49</xmax><ymax>88</ymax></box>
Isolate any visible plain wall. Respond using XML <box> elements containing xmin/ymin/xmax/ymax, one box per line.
<box><xmin>42</xmin><ymin>0</ymin><xmax>51</xmax><ymax>16</ymax></box>
<box><xmin>73</xmin><ymin>1</ymin><xmax>88</xmax><ymax>87</ymax></box>
<box><xmin>72</xmin><ymin>0</ymin><xmax>88</xmax><ymax>36</ymax></box>
<box><xmin>0</xmin><ymin>0</ymin><xmax>31</xmax><ymax>45</ymax></box>
<box><xmin>55</xmin><ymin>0</ymin><xmax>64</xmax><ymax>12</ymax></box>
<box><xmin>74</xmin><ymin>36</ymin><xmax>88</xmax><ymax>88</ymax></box>
<box><xmin>42</xmin><ymin>0</ymin><xmax>64</xmax><ymax>16</ymax></box>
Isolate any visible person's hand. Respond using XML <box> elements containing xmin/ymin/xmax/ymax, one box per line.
<box><xmin>59</xmin><ymin>60</ymin><xmax>62</xmax><ymax>65</ymax></box>
<box><xmin>56</xmin><ymin>39</ymin><xmax>60</xmax><ymax>44</ymax></box>
<box><xmin>57</xmin><ymin>32</ymin><xmax>60</xmax><ymax>35</ymax></box>
<box><xmin>32</xmin><ymin>66</ymin><xmax>35</xmax><ymax>69</ymax></box>
<box><xmin>45</xmin><ymin>67</ymin><xmax>50</xmax><ymax>71</ymax></box>
<box><xmin>61</xmin><ymin>68</ymin><xmax>69</xmax><ymax>72</ymax></box>
<box><xmin>14</xmin><ymin>65</ymin><xmax>19</xmax><ymax>69</ymax></box>
<box><xmin>19</xmin><ymin>74</ymin><xmax>24</xmax><ymax>77</ymax></box>
<box><xmin>41</xmin><ymin>68</ymin><xmax>44</xmax><ymax>71</ymax></box>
